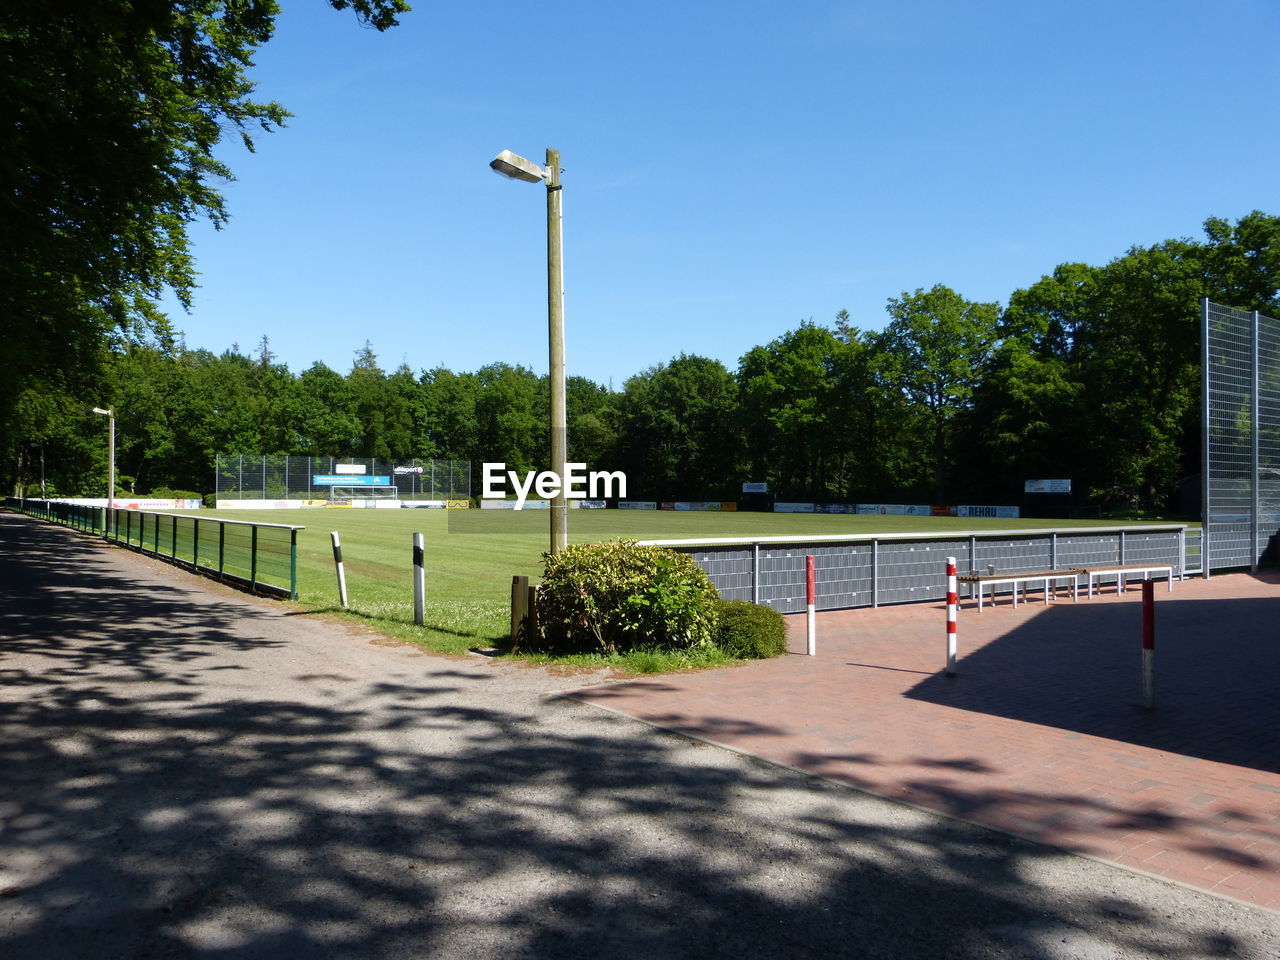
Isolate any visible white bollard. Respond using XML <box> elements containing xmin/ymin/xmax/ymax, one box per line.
<box><xmin>945</xmin><ymin>556</ymin><xmax>957</xmax><ymax>676</ymax></box>
<box><xmin>330</xmin><ymin>531</ymin><xmax>348</xmax><ymax>609</ymax></box>
<box><xmin>412</xmin><ymin>532</ymin><xmax>426</xmax><ymax>626</ymax></box>
<box><xmin>806</xmin><ymin>555</ymin><xmax>816</xmax><ymax>656</ymax></box>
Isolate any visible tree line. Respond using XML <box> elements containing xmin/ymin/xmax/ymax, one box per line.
<box><xmin>6</xmin><ymin>212</ymin><xmax>1278</xmax><ymax>512</ymax></box>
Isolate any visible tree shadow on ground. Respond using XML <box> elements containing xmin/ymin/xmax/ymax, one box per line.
<box><xmin>0</xmin><ymin>514</ymin><xmax>1274</xmax><ymax>958</ymax></box>
<box><xmin>904</xmin><ymin>591</ymin><xmax>1280</xmax><ymax>774</ymax></box>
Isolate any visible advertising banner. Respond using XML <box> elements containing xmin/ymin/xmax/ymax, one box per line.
<box><xmin>479</xmin><ymin>499</ymin><xmax>550</xmax><ymax>510</ymax></box>
<box><xmin>619</xmin><ymin>501</ymin><xmax>658</xmax><ymax>510</ymax></box>
<box><xmin>1025</xmin><ymin>479</ymin><xmax>1071</xmax><ymax>494</ymax></box>
<box><xmin>400</xmin><ymin>500</ymin><xmax>448</xmax><ymax>509</ymax></box>
<box><xmin>954</xmin><ymin>505</ymin><xmax>1020</xmax><ymax>519</ymax></box>
<box><xmin>313</xmin><ymin>475</ymin><xmax>391</xmax><ymax>486</ymax></box>
<box><xmin>856</xmin><ymin>504</ymin><xmax>931</xmax><ymax>516</ymax></box>
<box><xmin>774</xmin><ymin>502</ymin><xmax>816</xmax><ymax>513</ymax></box>
<box><xmin>815</xmin><ymin>503</ymin><xmax>857</xmax><ymax>514</ymax></box>
<box><xmin>741</xmin><ymin>482</ymin><xmax>769</xmax><ymax>493</ymax></box>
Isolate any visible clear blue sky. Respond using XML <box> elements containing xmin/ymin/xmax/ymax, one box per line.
<box><xmin>167</xmin><ymin>0</ymin><xmax>1280</xmax><ymax>388</ymax></box>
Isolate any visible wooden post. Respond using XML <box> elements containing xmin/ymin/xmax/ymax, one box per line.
<box><xmin>511</xmin><ymin>575</ymin><xmax>529</xmax><ymax>644</ymax></box>
<box><xmin>527</xmin><ymin>584</ymin><xmax>540</xmax><ymax>646</ymax></box>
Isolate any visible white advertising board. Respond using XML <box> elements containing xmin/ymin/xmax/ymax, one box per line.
<box><xmin>954</xmin><ymin>505</ymin><xmax>1020</xmax><ymax>519</ymax></box>
<box><xmin>1025</xmin><ymin>479</ymin><xmax>1071</xmax><ymax>494</ymax></box>
<box><xmin>773</xmin><ymin>502</ymin><xmax>816</xmax><ymax>513</ymax></box>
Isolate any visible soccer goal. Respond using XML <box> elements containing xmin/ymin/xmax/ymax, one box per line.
<box><xmin>329</xmin><ymin>485</ymin><xmax>399</xmax><ymax>508</ymax></box>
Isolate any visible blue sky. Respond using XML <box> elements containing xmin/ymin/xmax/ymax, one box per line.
<box><xmin>167</xmin><ymin>0</ymin><xmax>1280</xmax><ymax>387</ymax></box>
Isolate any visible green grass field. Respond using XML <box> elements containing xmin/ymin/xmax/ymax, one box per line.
<box><xmin>179</xmin><ymin>508</ymin><xmax>1182</xmax><ymax>660</ymax></box>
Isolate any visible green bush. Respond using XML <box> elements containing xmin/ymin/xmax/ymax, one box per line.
<box><xmin>149</xmin><ymin>487</ymin><xmax>204</xmax><ymax>502</ymax></box>
<box><xmin>715</xmin><ymin>599</ymin><xmax>788</xmax><ymax>659</ymax></box>
<box><xmin>532</xmin><ymin>539</ymin><xmax>720</xmax><ymax>654</ymax></box>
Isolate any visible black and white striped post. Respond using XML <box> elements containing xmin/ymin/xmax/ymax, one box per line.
<box><xmin>330</xmin><ymin>531</ymin><xmax>348</xmax><ymax>609</ymax></box>
<box><xmin>945</xmin><ymin>556</ymin><xmax>958</xmax><ymax>676</ymax></box>
<box><xmin>412</xmin><ymin>532</ymin><xmax>426</xmax><ymax>626</ymax></box>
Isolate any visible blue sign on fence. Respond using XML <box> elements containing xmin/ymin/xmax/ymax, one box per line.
<box><xmin>313</xmin><ymin>475</ymin><xmax>392</xmax><ymax>486</ymax></box>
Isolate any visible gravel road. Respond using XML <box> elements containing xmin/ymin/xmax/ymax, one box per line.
<box><xmin>1</xmin><ymin>511</ymin><xmax>1276</xmax><ymax>959</ymax></box>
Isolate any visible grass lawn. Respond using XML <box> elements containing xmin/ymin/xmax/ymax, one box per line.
<box><xmin>171</xmin><ymin>508</ymin><xmax>1185</xmax><ymax>666</ymax></box>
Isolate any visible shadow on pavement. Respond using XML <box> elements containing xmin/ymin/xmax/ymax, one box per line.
<box><xmin>0</xmin><ymin>513</ymin><xmax>1271</xmax><ymax>958</ymax></box>
<box><xmin>904</xmin><ymin>592</ymin><xmax>1280</xmax><ymax>774</ymax></box>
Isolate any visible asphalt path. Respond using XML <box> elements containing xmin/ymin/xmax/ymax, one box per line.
<box><xmin>1</xmin><ymin>511</ymin><xmax>1277</xmax><ymax>959</ymax></box>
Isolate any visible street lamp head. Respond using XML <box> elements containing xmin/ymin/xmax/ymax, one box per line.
<box><xmin>92</xmin><ymin>407</ymin><xmax>111</xmax><ymax>416</ymax></box>
<box><xmin>490</xmin><ymin>149</ymin><xmax>547</xmax><ymax>184</ymax></box>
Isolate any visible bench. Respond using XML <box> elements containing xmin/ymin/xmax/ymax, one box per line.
<box><xmin>1081</xmin><ymin>564</ymin><xmax>1175</xmax><ymax>597</ymax></box>
<box><xmin>956</xmin><ymin>568</ymin><xmax>1087</xmax><ymax>611</ymax></box>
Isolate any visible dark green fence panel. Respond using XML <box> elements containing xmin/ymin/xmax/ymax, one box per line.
<box><xmin>6</xmin><ymin>500</ymin><xmax>303</xmax><ymax>599</ymax></box>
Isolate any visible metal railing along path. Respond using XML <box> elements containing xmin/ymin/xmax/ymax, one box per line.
<box><xmin>8</xmin><ymin>499</ymin><xmax>304</xmax><ymax>600</ymax></box>
<box><xmin>640</xmin><ymin>524</ymin><xmax>1192</xmax><ymax>614</ymax></box>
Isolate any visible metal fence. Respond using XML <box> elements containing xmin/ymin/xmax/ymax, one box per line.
<box><xmin>214</xmin><ymin>455</ymin><xmax>471</xmax><ymax>501</ymax></box>
<box><xmin>1203</xmin><ymin>299</ymin><xmax>1280</xmax><ymax>573</ymax></box>
<box><xmin>643</xmin><ymin>525</ymin><xmax>1191</xmax><ymax>614</ymax></box>
<box><xmin>10</xmin><ymin>499</ymin><xmax>303</xmax><ymax>599</ymax></box>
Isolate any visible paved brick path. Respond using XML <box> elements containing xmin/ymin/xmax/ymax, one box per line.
<box><xmin>570</xmin><ymin>572</ymin><xmax>1280</xmax><ymax>912</ymax></box>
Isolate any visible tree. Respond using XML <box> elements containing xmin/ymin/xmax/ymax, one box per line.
<box><xmin>0</xmin><ymin>0</ymin><xmax>408</xmax><ymax>491</ymax></box>
<box><xmin>737</xmin><ymin>323</ymin><xmax>843</xmax><ymax>499</ymax></box>
<box><xmin>614</xmin><ymin>355</ymin><xmax>740</xmax><ymax>500</ymax></box>
<box><xmin>878</xmin><ymin>285</ymin><xmax>1000</xmax><ymax>501</ymax></box>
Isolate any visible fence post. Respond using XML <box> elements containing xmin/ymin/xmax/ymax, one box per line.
<box><xmin>945</xmin><ymin>556</ymin><xmax>958</xmax><ymax>676</ymax></box>
<box><xmin>510</xmin><ymin>575</ymin><xmax>529</xmax><ymax>644</ymax></box>
<box><xmin>751</xmin><ymin>542</ymin><xmax>760</xmax><ymax>604</ymax></box>
<box><xmin>171</xmin><ymin>514</ymin><xmax>178</xmax><ymax>558</ymax></box>
<box><xmin>193</xmin><ymin>519</ymin><xmax>200</xmax><ymax>572</ymax></box>
<box><xmin>250</xmin><ymin>525</ymin><xmax>258</xmax><ymax>593</ymax></box>
<box><xmin>289</xmin><ymin>528</ymin><xmax>298</xmax><ymax>601</ymax></box>
<box><xmin>330</xmin><ymin>532</ymin><xmax>348</xmax><ymax>608</ymax></box>
<box><xmin>1201</xmin><ymin>297</ymin><xmax>1211</xmax><ymax>579</ymax></box>
<box><xmin>1142</xmin><ymin>580</ymin><xmax>1155</xmax><ymax>709</ymax></box>
<box><xmin>412</xmin><ymin>532</ymin><xmax>425</xmax><ymax>626</ymax></box>
<box><xmin>218</xmin><ymin>522</ymin><xmax>226</xmax><ymax>581</ymax></box>
<box><xmin>871</xmin><ymin>539</ymin><xmax>879</xmax><ymax>608</ymax></box>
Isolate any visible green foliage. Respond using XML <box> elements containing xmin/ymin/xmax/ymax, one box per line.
<box><xmin>532</xmin><ymin>540</ymin><xmax>720</xmax><ymax>654</ymax></box>
<box><xmin>0</xmin><ymin>0</ymin><xmax>408</xmax><ymax>494</ymax></box>
<box><xmin>714</xmin><ymin>600</ymin><xmax>788</xmax><ymax>659</ymax></box>
<box><xmin>148</xmin><ymin>488</ymin><xmax>203</xmax><ymax>501</ymax></box>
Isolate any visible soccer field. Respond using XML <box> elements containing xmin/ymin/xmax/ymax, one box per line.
<box><xmin>183</xmin><ymin>508</ymin><xmax>1171</xmax><ymax>655</ymax></box>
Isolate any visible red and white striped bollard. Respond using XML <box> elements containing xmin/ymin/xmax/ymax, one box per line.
<box><xmin>806</xmin><ymin>555</ymin><xmax>816</xmax><ymax>656</ymax></box>
<box><xmin>945</xmin><ymin>556</ymin><xmax>958</xmax><ymax>676</ymax></box>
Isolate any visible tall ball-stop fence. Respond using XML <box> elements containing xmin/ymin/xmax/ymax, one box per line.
<box><xmin>214</xmin><ymin>456</ymin><xmax>471</xmax><ymax>501</ymax></box>
<box><xmin>1202</xmin><ymin>299</ymin><xmax>1280</xmax><ymax>573</ymax></box>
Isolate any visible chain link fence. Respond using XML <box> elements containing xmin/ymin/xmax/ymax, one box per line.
<box><xmin>214</xmin><ymin>456</ymin><xmax>471</xmax><ymax>501</ymax></box>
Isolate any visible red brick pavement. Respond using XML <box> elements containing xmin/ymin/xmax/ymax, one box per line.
<box><xmin>569</xmin><ymin>571</ymin><xmax>1280</xmax><ymax>911</ymax></box>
